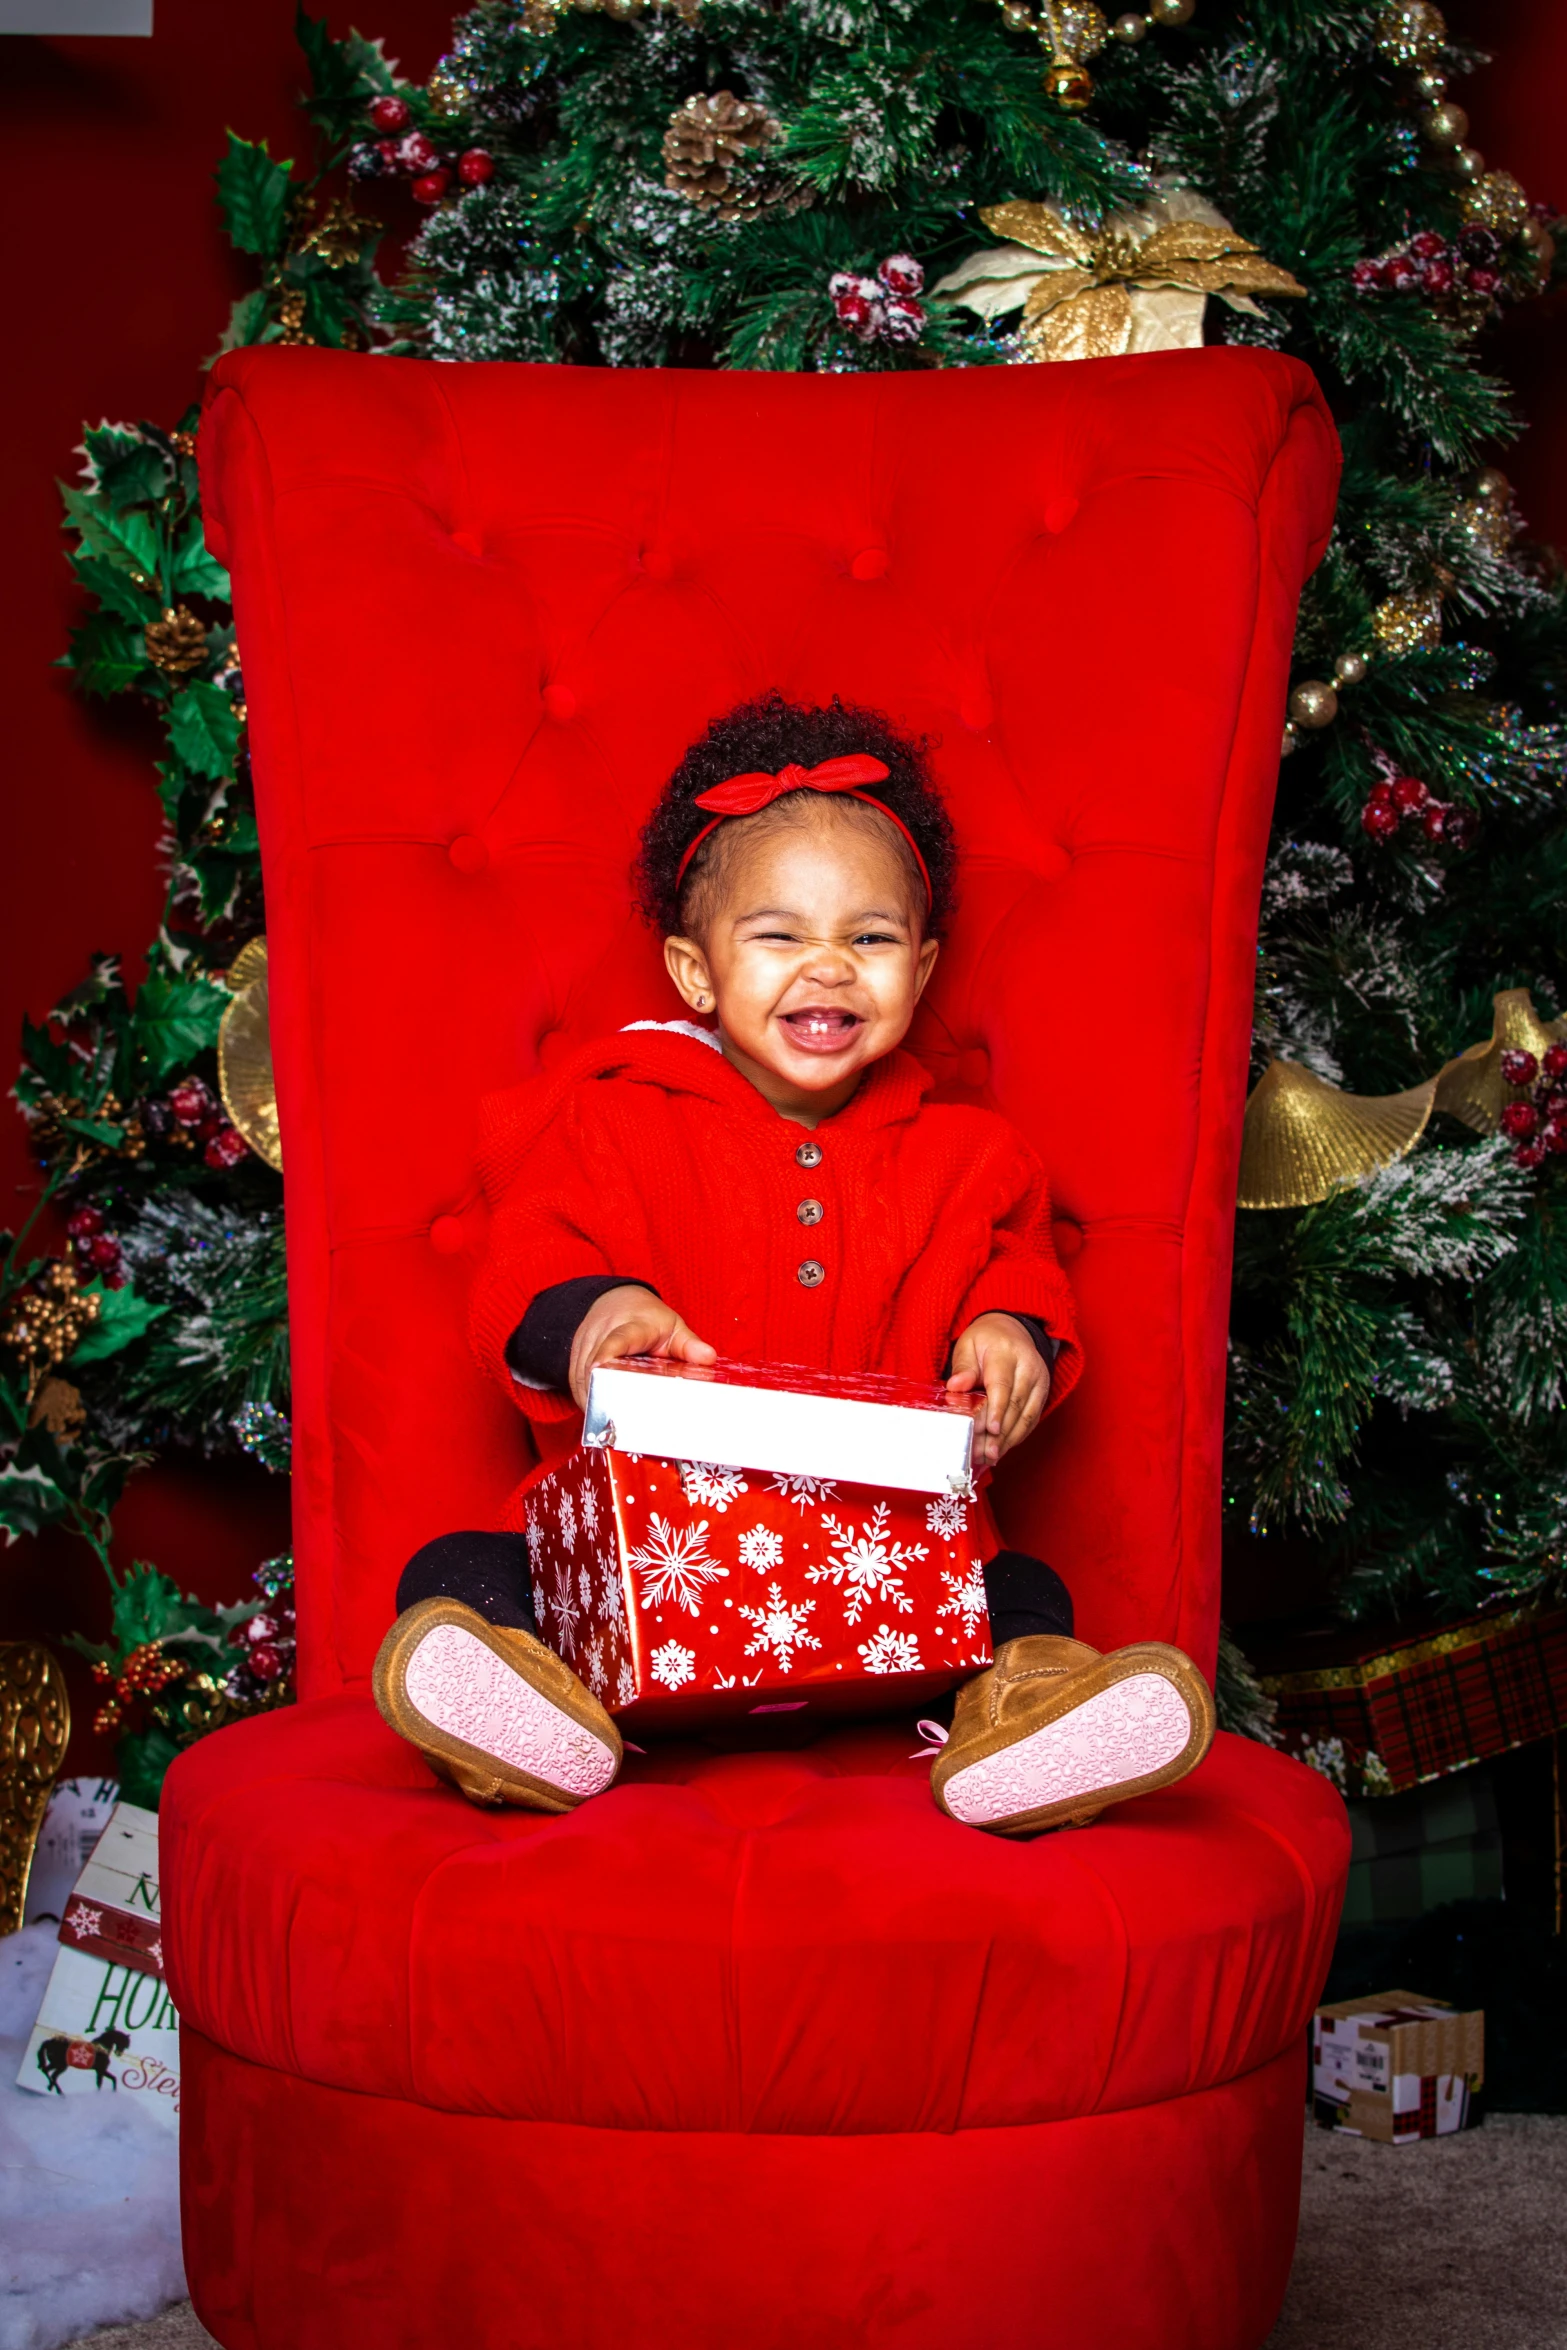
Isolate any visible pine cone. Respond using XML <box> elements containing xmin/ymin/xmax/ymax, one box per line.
<box><xmin>663</xmin><ymin>91</ymin><xmax>779</xmax><ymax>220</ymax></box>
<box><xmin>145</xmin><ymin>605</ymin><xmax>209</xmax><ymax>674</ymax></box>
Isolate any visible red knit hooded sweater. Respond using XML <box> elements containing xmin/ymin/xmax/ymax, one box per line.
<box><xmin>471</xmin><ymin>1025</ymin><xmax>1083</xmax><ymax>1474</ymax></box>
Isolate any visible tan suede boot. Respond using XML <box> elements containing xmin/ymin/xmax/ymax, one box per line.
<box><xmin>373</xmin><ymin>1596</ymin><xmax>622</xmax><ymax>1813</ymax></box>
<box><xmin>930</xmin><ymin>1634</ymin><xmax>1215</xmax><ymax>1837</ymax></box>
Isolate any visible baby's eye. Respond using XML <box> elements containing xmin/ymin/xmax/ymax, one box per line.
<box><xmin>853</xmin><ymin>930</ymin><xmax>901</xmax><ymax>948</ymax></box>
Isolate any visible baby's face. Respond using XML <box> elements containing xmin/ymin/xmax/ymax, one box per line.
<box><xmin>664</xmin><ymin>802</ymin><xmax>938</xmax><ymax>1120</ymax></box>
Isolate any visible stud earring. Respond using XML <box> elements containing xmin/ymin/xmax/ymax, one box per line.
<box><xmin>696</xmin><ymin>993</ymin><xmax>709</xmax><ymax>1009</ymax></box>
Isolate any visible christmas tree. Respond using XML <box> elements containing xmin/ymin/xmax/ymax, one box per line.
<box><xmin>5</xmin><ymin>1</ymin><xmax>1564</xmax><ymax>1799</ymax></box>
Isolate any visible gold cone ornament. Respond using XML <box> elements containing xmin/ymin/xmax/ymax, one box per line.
<box><xmin>1239</xmin><ymin>990</ymin><xmax>1567</xmax><ymax>1210</ymax></box>
<box><xmin>934</xmin><ymin>187</ymin><xmax>1306</xmax><ymax>363</ymax></box>
<box><xmin>0</xmin><ymin>1642</ymin><xmax>71</xmax><ymax>1936</ymax></box>
<box><xmin>217</xmin><ymin>937</ymin><xmax>283</xmax><ymax>1173</ymax></box>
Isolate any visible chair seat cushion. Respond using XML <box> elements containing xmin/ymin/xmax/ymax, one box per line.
<box><xmin>161</xmin><ymin>1697</ymin><xmax>1346</xmax><ymax>2134</ymax></box>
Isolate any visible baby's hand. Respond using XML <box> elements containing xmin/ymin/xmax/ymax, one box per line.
<box><xmin>568</xmin><ymin>1285</ymin><xmax>717</xmax><ymax>1412</ymax></box>
<box><xmin>946</xmin><ymin>1313</ymin><xmax>1052</xmax><ymax>1472</ymax></box>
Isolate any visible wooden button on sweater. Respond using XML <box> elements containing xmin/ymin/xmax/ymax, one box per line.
<box><xmin>795</xmin><ymin>1140</ymin><xmax>823</xmax><ymax>1168</ymax></box>
<box><xmin>797</xmin><ymin>1259</ymin><xmax>826</xmax><ymax>1288</ymax></box>
<box><xmin>797</xmin><ymin>1198</ymin><xmax>824</xmax><ymax>1226</ymax></box>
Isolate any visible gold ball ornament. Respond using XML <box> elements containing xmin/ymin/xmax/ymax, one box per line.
<box><xmin>1374</xmin><ymin>2</ymin><xmax>1446</xmax><ymax>66</ymax></box>
<box><xmin>1333</xmin><ymin>650</ymin><xmax>1370</xmax><ymax>687</ymax></box>
<box><xmin>1046</xmin><ymin>55</ymin><xmax>1096</xmax><ymax>108</ymax></box>
<box><xmin>1462</xmin><ymin>169</ymin><xmax>1529</xmax><ymax>238</ymax></box>
<box><xmin>1452</xmin><ymin>145</ymin><xmax>1486</xmax><ymax>184</ymax></box>
<box><xmin>425</xmin><ymin>66</ymin><xmax>466</xmax><ymax>116</ymax></box>
<box><xmin>1148</xmin><ymin>0</ymin><xmax>1194</xmax><ymax>22</ymax></box>
<box><xmin>1287</xmin><ymin>678</ymin><xmax>1339</xmax><ymax>729</ymax></box>
<box><xmin>1372</xmin><ymin>588</ymin><xmax>1443</xmax><ymax>655</ymax></box>
<box><xmin>1473</xmin><ymin>466</ymin><xmax>1510</xmax><ymax>504</ymax></box>
<box><xmin>1421</xmin><ymin>101</ymin><xmax>1468</xmax><ymax>148</ymax></box>
<box><xmin>1280</xmin><ymin>724</ymin><xmax>1300</xmax><ymax>759</ymax></box>
<box><xmin>1413</xmin><ymin>67</ymin><xmax>1447</xmax><ymax>101</ymax></box>
<box><xmin>1111</xmin><ymin>10</ymin><xmax>1148</xmax><ymax>37</ymax></box>
<box><xmin>1520</xmin><ymin>217</ymin><xmax>1556</xmax><ymax>276</ymax></box>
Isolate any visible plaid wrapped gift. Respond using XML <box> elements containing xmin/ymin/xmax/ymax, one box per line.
<box><xmin>1258</xmin><ymin>1604</ymin><xmax>1567</xmax><ymax>1792</ymax></box>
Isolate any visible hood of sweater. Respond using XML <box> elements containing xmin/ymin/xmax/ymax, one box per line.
<box><xmin>476</xmin><ymin>1021</ymin><xmax>935</xmax><ymax>1201</ymax></box>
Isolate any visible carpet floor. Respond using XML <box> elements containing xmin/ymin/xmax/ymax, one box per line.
<box><xmin>61</xmin><ymin>2114</ymin><xmax>1567</xmax><ymax>2350</ymax></box>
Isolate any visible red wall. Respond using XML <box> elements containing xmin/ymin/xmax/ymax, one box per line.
<box><xmin>2</xmin><ymin>2</ymin><xmax>1563</xmax><ymax>1771</ymax></box>
<box><xmin>0</xmin><ymin>0</ymin><xmax>455</xmax><ymax>1769</ymax></box>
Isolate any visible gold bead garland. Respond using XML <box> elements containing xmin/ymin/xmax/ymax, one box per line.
<box><xmin>991</xmin><ymin>0</ymin><xmax>1195</xmax><ymax>111</ymax></box>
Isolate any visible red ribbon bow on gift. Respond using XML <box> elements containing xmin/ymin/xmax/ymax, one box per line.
<box><xmin>674</xmin><ymin>753</ymin><xmax>932</xmax><ymax>908</ymax></box>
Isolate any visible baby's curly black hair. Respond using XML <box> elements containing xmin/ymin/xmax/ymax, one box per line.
<box><xmin>636</xmin><ymin>691</ymin><xmax>957</xmax><ymax>938</ymax></box>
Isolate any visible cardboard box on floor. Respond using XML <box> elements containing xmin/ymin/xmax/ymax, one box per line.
<box><xmin>1313</xmin><ymin>1989</ymin><xmax>1483</xmax><ymax>2143</ymax></box>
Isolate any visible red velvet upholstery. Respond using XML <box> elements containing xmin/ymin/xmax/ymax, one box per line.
<box><xmin>168</xmin><ymin>347</ymin><xmax>1347</xmax><ymax>2350</ymax></box>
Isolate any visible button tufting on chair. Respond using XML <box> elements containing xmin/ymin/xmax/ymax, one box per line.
<box><xmin>177</xmin><ymin>345</ymin><xmax>1346</xmax><ymax>2350</ymax></box>
<box><xmin>447</xmin><ymin>834</ymin><xmax>489</xmax><ymax>874</ymax></box>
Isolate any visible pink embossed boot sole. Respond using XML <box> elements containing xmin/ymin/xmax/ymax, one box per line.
<box><xmin>373</xmin><ymin>1598</ymin><xmax>621</xmax><ymax>1812</ymax></box>
<box><xmin>933</xmin><ymin>1644</ymin><xmax>1215</xmax><ymax>1837</ymax></box>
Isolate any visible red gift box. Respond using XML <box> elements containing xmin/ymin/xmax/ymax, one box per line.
<box><xmin>522</xmin><ymin>1435</ymin><xmax>999</xmax><ymax>1734</ymax></box>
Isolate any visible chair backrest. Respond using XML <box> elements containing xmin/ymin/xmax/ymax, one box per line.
<box><xmin>201</xmin><ymin>346</ymin><xmax>1336</xmax><ymax>1696</ymax></box>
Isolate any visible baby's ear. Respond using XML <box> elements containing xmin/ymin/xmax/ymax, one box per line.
<box><xmin>663</xmin><ymin>931</ymin><xmax>713</xmax><ymax>1011</ymax></box>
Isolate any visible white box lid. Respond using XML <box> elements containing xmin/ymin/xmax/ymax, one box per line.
<box><xmin>582</xmin><ymin>1356</ymin><xmax>983</xmax><ymax>1496</ymax></box>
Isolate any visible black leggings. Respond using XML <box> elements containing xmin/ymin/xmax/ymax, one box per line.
<box><xmin>397</xmin><ymin>1532</ymin><xmax>1074</xmax><ymax>1649</ymax></box>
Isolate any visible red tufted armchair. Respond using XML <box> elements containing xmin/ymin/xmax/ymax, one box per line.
<box><xmin>165</xmin><ymin>346</ymin><xmax>1348</xmax><ymax>2350</ymax></box>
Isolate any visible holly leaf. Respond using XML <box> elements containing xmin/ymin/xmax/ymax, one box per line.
<box><xmin>170</xmin><ymin>518</ymin><xmax>229</xmax><ymax>602</ymax></box>
<box><xmin>0</xmin><ymin>1460</ymin><xmax>70</xmax><ymax>1544</ymax></box>
<box><xmin>132</xmin><ymin>971</ymin><xmax>230</xmax><ymax>1083</ymax></box>
<box><xmin>110</xmin><ymin>1561</ymin><xmax>221</xmax><ymax>1652</ymax></box>
<box><xmin>167</xmin><ymin>681</ymin><xmax>240</xmax><ymax>779</ymax></box>
<box><xmin>97</xmin><ymin>441</ymin><xmax>171</xmax><ymax>513</ymax></box>
<box><xmin>70</xmin><ymin>1281</ymin><xmax>169</xmax><ymax>1365</ymax></box>
<box><xmin>214</xmin><ymin>287</ymin><xmax>270</xmax><ymax>357</ymax></box>
<box><xmin>215</xmin><ymin>133</ymin><xmax>294</xmax><ymax>258</ymax></box>
<box><xmin>66</xmin><ymin>612</ymin><xmax>148</xmax><ymax>698</ymax></box>
<box><xmin>59</xmin><ymin>484</ymin><xmax>161</xmax><ymax>583</ymax></box>
<box><xmin>57</xmin><ymin>1114</ymin><xmax>128</xmax><ymax>1151</ymax></box>
<box><xmin>70</xmin><ymin>549</ymin><xmax>159</xmax><ymax>626</ymax></box>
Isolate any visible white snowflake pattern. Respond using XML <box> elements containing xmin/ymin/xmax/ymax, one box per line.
<box><xmin>938</xmin><ymin>1558</ymin><xmax>988</xmax><ymax>1637</ymax></box>
<box><xmin>581</xmin><ymin>1630</ymin><xmax>608</xmax><ymax>1697</ymax></box>
<box><xmin>806</xmin><ymin>1502</ymin><xmax>927</xmax><ymax>1624</ymax></box>
<box><xmin>679</xmin><ymin>1460</ymin><xmax>750</xmax><ymax>1511</ymax></box>
<box><xmin>581</xmin><ymin>1482</ymin><xmax>600</xmax><ymax>1539</ymax></box>
<box><xmin>66</xmin><ymin>1902</ymin><xmax>103</xmax><ymax>1942</ymax></box>
<box><xmin>598</xmin><ymin>1556</ymin><xmax>627</xmax><ymax>1626</ymax></box>
<box><xmin>770</xmin><ymin>1472</ymin><xmax>840</xmax><ymax>1512</ymax></box>
<box><xmin>737</xmin><ymin>1524</ymin><xmax>786</xmax><ymax>1572</ymax></box>
<box><xmin>740</xmin><ymin>1583</ymin><xmax>821</xmax><ymax>1673</ymax></box>
<box><xmin>615</xmin><ymin>1658</ymin><xmax>638</xmax><ymax>1706</ymax></box>
<box><xmin>579</xmin><ymin>1566</ymin><xmax>595</xmax><ymax>1617</ymax></box>
<box><xmin>524</xmin><ymin>1500</ymin><xmax>544</xmax><ymax>1554</ymax></box>
<box><xmin>858</xmin><ymin>1623</ymin><xmax>924</xmax><ymax>1675</ymax></box>
<box><xmin>651</xmin><ymin>1639</ymin><xmax>696</xmax><ymax>1691</ymax></box>
<box><xmin>548</xmin><ymin>1559</ymin><xmax>581</xmax><ymax>1649</ymax></box>
<box><xmin>558</xmin><ymin>1489</ymin><xmax>577</xmax><ymax>1552</ymax></box>
<box><xmin>925</xmin><ymin>1494</ymin><xmax>970</xmax><ymax>1541</ymax></box>
<box><xmin>627</xmin><ymin>1515</ymin><xmax>729</xmax><ymax>1615</ymax></box>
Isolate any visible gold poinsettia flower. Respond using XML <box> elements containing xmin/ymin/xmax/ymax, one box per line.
<box><xmin>936</xmin><ymin>187</ymin><xmax>1307</xmax><ymax>363</ymax></box>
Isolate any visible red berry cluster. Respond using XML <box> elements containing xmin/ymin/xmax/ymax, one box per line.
<box><xmin>143</xmin><ymin>1075</ymin><xmax>250</xmax><ymax>1170</ymax></box>
<box><xmin>350</xmin><ymin>93</ymin><xmax>493</xmax><ymax>206</ymax></box>
<box><xmin>226</xmin><ymin>1599</ymin><xmax>297</xmax><ymax>1699</ymax></box>
<box><xmin>66</xmin><ymin>1204</ymin><xmax>126</xmax><ymax>1290</ymax></box>
<box><xmin>1351</xmin><ymin>224</ymin><xmax>1504</xmax><ymax>304</ymax></box>
<box><xmin>1498</xmin><ymin>1043</ymin><xmax>1567</xmax><ymax>1170</ymax></box>
<box><xmin>828</xmin><ymin>254</ymin><xmax>926</xmax><ymax>345</ymax></box>
<box><xmin>1359</xmin><ymin>772</ymin><xmax>1478</xmax><ymax>849</ymax></box>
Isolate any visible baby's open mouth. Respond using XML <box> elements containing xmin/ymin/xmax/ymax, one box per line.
<box><xmin>780</xmin><ymin>1008</ymin><xmax>863</xmax><ymax>1053</ymax></box>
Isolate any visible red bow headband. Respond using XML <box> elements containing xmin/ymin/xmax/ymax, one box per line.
<box><xmin>673</xmin><ymin>755</ymin><xmax>932</xmax><ymax>911</ymax></box>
